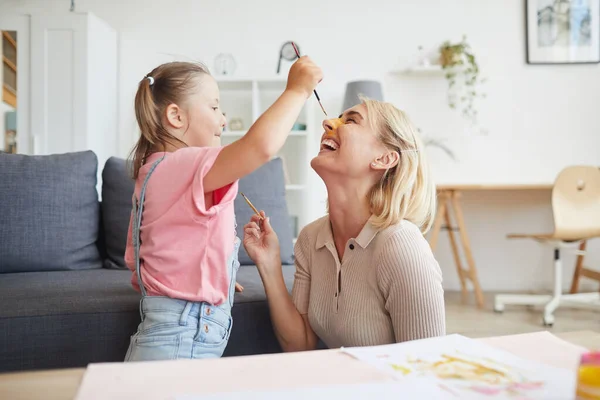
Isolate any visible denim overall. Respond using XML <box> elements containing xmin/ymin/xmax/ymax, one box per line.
<box><xmin>124</xmin><ymin>156</ymin><xmax>241</xmax><ymax>362</ymax></box>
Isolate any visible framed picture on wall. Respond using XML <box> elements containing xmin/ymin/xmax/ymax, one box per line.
<box><xmin>526</xmin><ymin>0</ymin><xmax>600</xmax><ymax>64</ymax></box>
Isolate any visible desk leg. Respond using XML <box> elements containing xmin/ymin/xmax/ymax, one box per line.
<box><xmin>429</xmin><ymin>191</ymin><xmax>448</xmax><ymax>251</ymax></box>
<box><xmin>444</xmin><ymin>203</ymin><xmax>468</xmax><ymax>302</ymax></box>
<box><xmin>450</xmin><ymin>191</ymin><xmax>485</xmax><ymax>308</ymax></box>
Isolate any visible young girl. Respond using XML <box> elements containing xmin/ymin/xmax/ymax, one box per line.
<box><xmin>123</xmin><ymin>57</ymin><xmax>323</xmax><ymax>362</ymax></box>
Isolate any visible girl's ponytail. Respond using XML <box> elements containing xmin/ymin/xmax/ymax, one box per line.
<box><xmin>131</xmin><ymin>77</ymin><xmax>162</xmax><ymax>179</ymax></box>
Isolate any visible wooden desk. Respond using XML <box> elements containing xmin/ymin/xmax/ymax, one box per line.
<box><xmin>429</xmin><ymin>184</ymin><xmax>553</xmax><ymax>308</ymax></box>
<box><xmin>0</xmin><ymin>330</ymin><xmax>596</xmax><ymax>400</ymax></box>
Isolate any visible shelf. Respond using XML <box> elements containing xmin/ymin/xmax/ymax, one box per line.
<box><xmin>2</xmin><ymin>84</ymin><xmax>16</xmax><ymax>108</ymax></box>
<box><xmin>215</xmin><ymin>76</ymin><xmax>287</xmax><ymax>91</ymax></box>
<box><xmin>215</xmin><ymin>73</ymin><xmax>318</xmax><ymax>244</ymax></box>
<box><xmin>391</xmin><ymin>65</ymin><xmax>445</xmax><ymax>75</ymax></box>
<box><xmin>2</xmin><ymin>31</ymin><xmax>16</xmax><ymax>48</ymax></box>
<box><xmin>256</xmin><ymin>79</ymin><xmax>287</xmax><ymax>91</ymax></box>
<box><xmin>215</xmin><ymin>76</ymin><xmax>286</xmax><ymax>82</ymax></box>
<box><xmin>216</xmin><ymin>79</ymin><xmax>253</xmax><ymax>91</ymax></box>
<box><xmin>289</xmin><ymin>130</ymin><xmax>308</xmax><ymax>137</ymax></box>
<box><xmin>390</xmin><ymin>64</ymin><xmax>466</xmax><ymax>76</ymax></box>
<box><xmin>285</xmin><ymin>184</ymin><xmax>306</xmax><ymax>191</ymax></box>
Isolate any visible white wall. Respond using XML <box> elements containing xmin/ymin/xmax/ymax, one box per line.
<box><xmin>1</xmin><ymin>0</ymin><xmax>599</xmax><ymax>292</ymax></box>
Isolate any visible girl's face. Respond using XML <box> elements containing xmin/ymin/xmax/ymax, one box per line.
<box><xmin>176</xmin><ymin>75</ymin><xmax>227</xmax><ymax>148</ymax></box>
<box><xmin>311</xmin><ymin>104</ymin><xmax>390</xmax><ymax>180</ymax></box>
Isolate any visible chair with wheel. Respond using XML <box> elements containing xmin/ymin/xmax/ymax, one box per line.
<box><xmin>494</xmin><ymin>165</ymin><xmax>600</xmax><ymax>326</ymax></box>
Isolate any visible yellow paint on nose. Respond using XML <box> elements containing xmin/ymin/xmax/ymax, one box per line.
<box><xmin>327</xmin><ymin>118</ymin><xmax>343</xmax><ymax>132</ymax></box>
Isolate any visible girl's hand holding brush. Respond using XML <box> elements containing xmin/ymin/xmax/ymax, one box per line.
<box><xmin>286</xmin><ymin>56</ymin><xmax>323</xmax><ymax>102</ymax></box>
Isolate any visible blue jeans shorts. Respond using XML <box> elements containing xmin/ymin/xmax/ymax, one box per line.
<box><xmin>124</xmin><ymin>239</ymin><xmax>240</xmax><ymax>362</ymax></box>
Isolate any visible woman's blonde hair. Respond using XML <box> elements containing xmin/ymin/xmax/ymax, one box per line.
<box><xmin>362</xmin><ymin>96</ymin><xmax>437</xmax><ymax>233</ymax></box>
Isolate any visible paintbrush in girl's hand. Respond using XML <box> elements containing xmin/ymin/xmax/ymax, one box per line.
<box><xmin>291</xmin><ymin>42</ymin><xmax>327</xmax><ymax>117</ymax></box>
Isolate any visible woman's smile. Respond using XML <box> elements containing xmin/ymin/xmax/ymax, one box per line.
<box><xmin>320</xmin><ymin>137</ymin><xmax>340</xmax><ymax>152</ymax></box>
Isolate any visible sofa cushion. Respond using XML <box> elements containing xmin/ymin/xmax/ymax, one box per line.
<box><xmin>0</xmin><ymin>266</ymin><xmax>295</xmax><ymax>319</ymax></box>
<box><xmin>0</xmin><ymin>265</ymin><xmax>297</xmax><ymax>371</ymax></box>
<box><xmin>0</xmin><ymin>150</ymin><xmax>102</xmax><ymax>273</ymax></box>
<box><xmin>100</xmin><ymin>155</ymin><xmax>295</xmax><ymax>268</ymax></box>
<box><xmin>235</xmin><ymin>157</ymin><xmax>294</xmax><ymax>265</ymax></box>
<box><xmin>101</xmin><ymin>157</ymin><xmax>135</xmax><ymax>269</ymax></box>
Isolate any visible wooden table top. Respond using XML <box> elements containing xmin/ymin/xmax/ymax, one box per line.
<box><xmin>436</xmin><ymin>183</ymin><xmax>553</xmax><ymax>191</ymax></box>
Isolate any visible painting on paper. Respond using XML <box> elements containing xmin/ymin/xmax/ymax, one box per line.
<box><xmin>341</xmin><ymin>334</ymin><xmax>575</xmax><ymax>400</ymax></box>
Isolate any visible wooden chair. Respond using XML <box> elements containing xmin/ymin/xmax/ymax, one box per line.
<box><xmin>494</xmin><ymin>166</ymin><xmax>600</xmax><ymax>326</ymax></box>
<box><xmin>569</xmin><ymin>240</ymin><xmax>600</xmax><ymax>293</ymax></box>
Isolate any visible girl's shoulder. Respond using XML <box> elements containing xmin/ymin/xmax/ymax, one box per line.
<box><xmin>141</xmin><ymin>147</ymin><xmax>223</xmax><ymax>172</ymax></box>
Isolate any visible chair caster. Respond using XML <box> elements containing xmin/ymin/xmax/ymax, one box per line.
<box><xmin>493</xmin><ymin>303</ymin><xmax>504</xmax><ymax>313</ymax></box>
<box><xmin>543</xmin><ymin>315</ymin><xmax>554</xmax><ymax>327</ymax></box>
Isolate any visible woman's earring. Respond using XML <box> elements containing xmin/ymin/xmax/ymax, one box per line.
<box><xmin>371</xmin><ymin>162</ymin><xmax>377</xmax><ymax>167</ymax></box>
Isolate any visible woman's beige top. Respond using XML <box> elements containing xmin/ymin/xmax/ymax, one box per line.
<box><xmin>292</xmin><ymin>215</ymin><xmax>446</xmax><ymax>348</ymax></box>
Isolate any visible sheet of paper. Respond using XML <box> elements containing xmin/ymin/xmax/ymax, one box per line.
<box><xmin>478</xmin><ymin>330</ymin><xmax>587</xmax><ymax>371</ymax></box>
<box><xmin>340</xmin><ymin>334</ymin><xmax>576</xmax><ymax>400</ymax></box>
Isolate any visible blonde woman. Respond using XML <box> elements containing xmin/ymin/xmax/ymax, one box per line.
<box><xmin>243</xmin><ymin>98</ymin><xmax>445</xmax><ymax>351</ymax></box>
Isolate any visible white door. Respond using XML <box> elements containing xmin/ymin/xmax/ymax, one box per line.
<box><xmin>0</xmin><ymin>15</ymin><xmax>30</xmax><ymax>154</ymax></box>
<box><xmin>30</xmin><ymin>14</ymin><xmax>88</xmax><ymax>156</ymax></box>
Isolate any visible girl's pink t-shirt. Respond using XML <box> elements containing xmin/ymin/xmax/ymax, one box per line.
<box><xmin>124</xmin><ymin>147</ymin><xmax>238</xmax><ymax>305</ymax></box>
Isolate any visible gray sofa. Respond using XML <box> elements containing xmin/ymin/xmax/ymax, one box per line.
<box><xmin>0</xmin><ymin>150</ymin><xmax>302</xmax><ymax>373</ymax></box>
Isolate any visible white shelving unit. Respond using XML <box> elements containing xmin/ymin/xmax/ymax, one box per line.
<box><xmin>216</xmin><ymin>77</ymin><xmax>325</xmax><ymax>241</ymax></box>
<box><xmin>390</xmin><ymin>64</ymin><xmax>444</xmax><ymax>75</ymax></box>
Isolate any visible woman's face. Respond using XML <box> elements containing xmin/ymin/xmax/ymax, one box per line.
<box><xmin>311</xmin><ymin>104</ymin><xmax>390</xmax><ymax>180</ymax></box>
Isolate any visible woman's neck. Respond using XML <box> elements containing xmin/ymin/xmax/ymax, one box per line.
<box><xmin>325</xmin><ymin>179</ymin><xmax>373</xmax><ymax>255</ymax></box>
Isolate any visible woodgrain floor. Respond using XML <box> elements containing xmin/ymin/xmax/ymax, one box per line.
<box><xmin>445</xmin><ymin>291</ymin><xmax>600</xmax><ymax>340</ymax></box>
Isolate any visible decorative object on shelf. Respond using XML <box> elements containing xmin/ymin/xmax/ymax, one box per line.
<box><xmin>4</xmin><ymin>111</ymin><xmax>17</xmax><ymax>154</ymax></box>
<box><xmin>526</xmin><ymin>0</ymin><xmax>599</xmax><ymax>64</ymax></box>
<box><xmin>439</xmin><ymin>36</ymin><xmax>486</xmax><ymax>131</ymax></box>
<box><xmin>277</xmin><ymin>41</ymin><xmax>300</xmax><ymax>74</ymax></box>
<box><xmin>292</xmin><ymin>122</ymin><xmax>307</xmax><ymax>131</ymax></box>
<box><xmin>228</xmin><ymin>117</ymin><xmax>244</xmax><ymax>131</ymax></box>
<box><xmin>214</xmin><ymin>53</ymin><xmax>236</xmax><ymax>75</ymax></box>
<box><xmin>342</xmin><ymin>80</ymin><xmax>383</xmax><ymax>111</ymax></box>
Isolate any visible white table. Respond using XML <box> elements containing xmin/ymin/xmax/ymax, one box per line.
<box><xmin>0</xmin><ymin>330</ymin><xmax>597</xmax><ymax>400</ymax></box>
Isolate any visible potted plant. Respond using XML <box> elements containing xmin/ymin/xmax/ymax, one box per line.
<box><xmin>439</xmin><ymin>36</ymin><xmax>486</xmax><ymax>131</ymax></box>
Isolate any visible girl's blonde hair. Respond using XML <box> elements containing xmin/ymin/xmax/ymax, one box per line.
<box><xmin>362</xmin><ymin>96</ymin><xmax>437</xmax><ymax>233</ymax></box>
<box><xmin>129</xmin><ymin>61</ymin><xmax>210</xmax><ymax>179</ymax></box>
